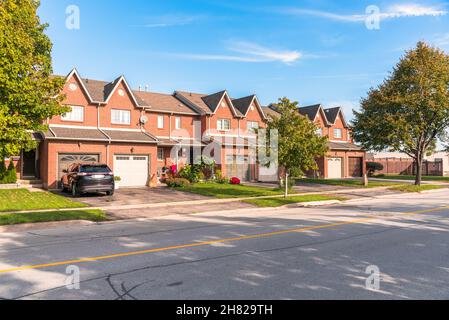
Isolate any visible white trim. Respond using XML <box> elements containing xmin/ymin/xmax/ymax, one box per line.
<box><xmin>104</xmin><ymin>76</ymin><xmax>142</xmax><ymax>108</ymax></box>
<box><xmin>61</xmin><ymin>105</ymin><xmax>84</xmax><ymax>122</ymax></box>
<box><xmin>214</xmin><ymin>91</ymin><xmax>242</xmax><ymax>118</ymax></box>
<box><xmin>111</xmin><ymin>109</ymin><xmax>131</xmax><ymax>125</ymax></box>
<box><xmin>65</xmin><ymin>69</ymin><xmax>98</xmax><ymax>104</ymax></box>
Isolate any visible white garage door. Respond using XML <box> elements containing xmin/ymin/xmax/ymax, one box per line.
<box><xmin>113</xmin><ymin>155</ymin><xmax>149</xmax><ymax>187</ymax></box>
<box><xmin>328</xmin><ymin>157</ymin><xmax>343</xmax><ymax>179</ymax></box>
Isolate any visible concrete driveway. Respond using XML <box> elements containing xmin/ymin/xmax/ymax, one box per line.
<box><xmin>62</xmin><ymin>187</ymin><xmax>254</xmax><ymax>220</ymax></box>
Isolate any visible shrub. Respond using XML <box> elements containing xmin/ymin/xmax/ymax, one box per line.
<box><xmin>6</xmin><ymin>161</ymin><xmax>17</xmax><ymax>184</ymax></box>
<box><xmin>367</xmin><ymin>162</ymin><xmax>384</xmax><ymax>176</ymax></box>
<box><xmin>0</xmin><ymin>161</ymin><xmax>7</xmax><ymax>184</ymax></box>
<box><xmin>166</xmin><ymin>178</ymin><xmax>191</xmax><ymax>188</ymax></box>
<box><xmin>214</xmin><ymin>170</ymin><xmax>228</xmax><ymax>184</ymax></box>
<box><xmin>230</xmin><ymin>177</ymin><xmax>241</xmax><ymax>185</ymax></box>
<box><xmin>178</xmin><ymin>164</ymin><xmax>202</xmax><ymax>183</ymax></box>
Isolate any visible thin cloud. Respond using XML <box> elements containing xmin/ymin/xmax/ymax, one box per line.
<box><xmin>281</xmin><ymin>3</ymin><xmax>447</xmax><ymax>23</ymax></box>
<box><xmin>171</xmin><ymin>41</ymin><xmax>302</xmax><ymax>64</ymax></box>
<box><xmin>434</xmin><ymin>33</ymin><xmax>449</xmax><ymax>47</ymax></box>
<box><xmin>141</xmin><ymin>14</ymin><xmax>201</xmax><ymax>28</ymax></box>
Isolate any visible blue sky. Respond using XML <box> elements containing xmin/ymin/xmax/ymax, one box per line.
<box><xmin>38</xmin><ymin>0</ymin><xmax>449</xmax><ymax>119</ymax></box>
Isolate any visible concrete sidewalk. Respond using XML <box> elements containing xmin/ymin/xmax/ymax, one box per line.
<box><xmin>0</xmin><ymin>185</ymin><xmax>403</xmax><ymax>216</ymax></box>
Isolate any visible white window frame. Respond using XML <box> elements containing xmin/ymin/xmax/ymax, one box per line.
<box><xmin>175</xmin><ymin>117</ymin><xmax>182</xmax><ymax>130</ymax></box>
<box><xmin>316</xmin><ymin>128</ymin><xmax>323</xmax><ymax>137</ymax></box>
<box><xmin>158</xmin><ymin>115</ymin><xmax>165</xmax><ymax>129</ymax></box>
<box><xmin>334</xmin><ymin>128</ymin><xmax>343</xmax><ymax>139</ymax></box>
<box><xmin>248</xmin><ymin>121</ymin><xmax>259</xmax><ymax>131</ymax></box>
<box><xmin>61</xmin><ymin>105</ymin><xmax>84</xmax><ymax>122</ymax></box>
<box><xmin>157</xmin><ymin>148</ymin><xmax>164</xmax><ymax>161</ymax></box>
<box><xmin>111</xmin><ymin>109</ymin><xmax>131</xmax><ymax>125</ymax></box>
<box><xmin>217</xmin><ymin>119</ymin><xmax>231</xmax><ymax>131</ymax></box>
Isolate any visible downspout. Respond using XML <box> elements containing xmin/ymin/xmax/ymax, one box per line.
<box><xmin>97</xmin><ymin>104</ymin><xmax>111</xmax><ymax>166</ymax></box>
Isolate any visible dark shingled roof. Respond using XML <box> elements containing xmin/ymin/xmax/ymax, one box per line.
<box><xmin>232</xmin><ymin>95</ymin><xmax>256</xmax><ymax>116</ymax></box>
<box><xmin>81</xmin><ymin>78</ymin><xmax>109</xmax><ymax>102</ymax></box>
<box><xmin>324</xmin><ymin>107</ymin><xmax>341</xmax><ymax>124</ymax></box>
<box><xmin>298</xmin><ymin>104</ymin><xmax>322</xmax><ymax>121</ymax></box>
<box><xmin>175</xmin><ymin>90</ymin><xmax>244</xmax><ymax>116</ymax></box>
<box><xmin>328</xmin><ymin>142</ymin><xmax>363</xmax><ymax>151</ymax></box>
<box><xmin>202</xmin><ymin>90</ymin><xmax>227</xmax><ymax>113</ymax></box>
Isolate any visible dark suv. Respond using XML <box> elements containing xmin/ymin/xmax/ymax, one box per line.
<box><xmin>61</xmin><ymin>163</ymin><xmax>115</xmax><ymax>197</ymax></box>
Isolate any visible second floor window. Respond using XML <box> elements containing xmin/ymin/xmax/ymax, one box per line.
<box><xmin>111</xmin><ymin>109</ymin><xmax>131</xmax><ymax>125</ymax></box>
<box><xmin>217</xmin><ymin>119</ymin><xmax>231</xmax><ymax>131</ymax></box>
<box><xmin>247</xmin><ymin>121</ymin><xmax>259</xmax><ymax>132</ymax></box>
<box><xmin>175</xmin><ymin>117</ymin><xmax>182</xmax><ymax>129</ymax></box>
<box><xmin>334</xmin><ymin>128</ymin><xmax>343</xmax><ymax>139</ymax></box>
<box><xmin>316</xmin><ymin>128</ymin><xmax>323</xmax><ymax>136</ymax></box>
<box><xmin>61</xmin><ymin>106</ymin><xmax>84</xmax><ymax>122</ymax></box>
<box><xmin>158</xmin><ymin>115</ymin><xmax>165</xmax><ymax>129</ymax></box>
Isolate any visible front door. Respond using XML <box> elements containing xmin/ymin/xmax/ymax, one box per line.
<box><xmin>22</xmin><ymin>150</ymin><xmax>37</xmax><ymax>177</ymax></box>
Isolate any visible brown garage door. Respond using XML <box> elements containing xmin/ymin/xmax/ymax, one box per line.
<box><xmin>57</xmin><ymin>154</ymin><xmax>100</xmax><ymax>185</ymax></box>
<box><xmin>349</xmin><ymin>157</ymin><xmax>363</xmax><ymax>177</ymax></box>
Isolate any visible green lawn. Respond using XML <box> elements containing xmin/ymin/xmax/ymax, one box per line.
<box><xmin>296</xmin><ymin>178</ymin><xmax>400</xmax><ymax>188</ymax></box>
<box><xmin>0</xmin><ymin>189</ymin><xmax>87</xmax><ymax>212</ymax></box>
<box><xmin>375</xmin><ymin>175</ymin><xmax>449</xmax><ymax>182</ymax></box>
<box><xmin>179</xmin><ymin>183</ymin><xmax>283</xmax><ymax>199</ymax></box>
<box><xmin>0</xmin><ymin>210</ymin><xmax>107</xmax><ymax>226</ymax></box>
<box><xmin>244</xmin><ymin>195</ymin><xmax>347</xmax><ymax>207</ymax></box>
<box><xmin>388</xmin><ymin>185</ymin><xmax>446</xmax><ymax>193</ymax></box>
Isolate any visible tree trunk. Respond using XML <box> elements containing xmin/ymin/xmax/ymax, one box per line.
<box><xmin>415</xmin><ymin>155</ymin><xmax>423</xmax><ymax>186</ymax></box>
<box><xmin>285</xmin><ymin>172</ymin><xmax>289</xmax><ymax>198</ymax></box>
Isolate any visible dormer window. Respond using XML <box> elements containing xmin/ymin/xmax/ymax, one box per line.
<box><xmin>61</xmin><ymin>106</ymin><xmax>84</xmax><ymax>122</ymax></box>
<box><xmin>334</xmin><ymin>128</ymin><xmax>343</xmax><ymax>139</ymax></box>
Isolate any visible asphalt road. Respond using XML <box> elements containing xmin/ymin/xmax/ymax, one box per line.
<box><xmin>1</xmin><ymin>190</ymin><xmax>449</xmax><ymax>300</ymax></box>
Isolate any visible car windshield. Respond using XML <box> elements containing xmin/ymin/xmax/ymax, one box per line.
<box><xmin>79</xmin><ymin>165</ymin><xmax>110</xmax><ymax>173</ymax></box>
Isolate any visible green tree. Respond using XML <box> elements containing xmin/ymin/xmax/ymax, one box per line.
<box><xmin>267</xmin><ymin>98</ymin><xmax>328</xmax><ymax>197</ymax></box>
<box><xmin>352</xmin><ymin>42</ymin><xmax>449</xmax><ymax>185</ymax></box>
<box><xmin>0</xmin><ymin>0</ymin><xmax>66</xmax><ymax>158</ymax></box>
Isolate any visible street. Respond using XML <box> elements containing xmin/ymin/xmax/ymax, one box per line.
<box><xmin>1</xmin><ymin>190</ymin><xmax>449</xmax><ymax>300</ymax></box>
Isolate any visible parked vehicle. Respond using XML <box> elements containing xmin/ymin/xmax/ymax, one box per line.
<box><xmin>61</xmin><ymin>163</ymin><xmax>115</xmax><ymax>197</ymax></box>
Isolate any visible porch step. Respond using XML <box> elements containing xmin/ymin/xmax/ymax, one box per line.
<box><xmin>18</xmin><ymin>179</ymin><xmax>43</xmax><ymax>185</ymax></box>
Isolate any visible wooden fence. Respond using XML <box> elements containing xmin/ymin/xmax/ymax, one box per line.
<box><xmin>372</xmin><ymin>158</ymin><xmax>443</xmax><ymax>176</ymax></box>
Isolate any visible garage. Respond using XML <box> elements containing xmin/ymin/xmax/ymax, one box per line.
<box><xmin>225</xmin><ymin>155</ymin><xmax>250</xmax><ymax>181</ymax></box>
<box><xmin>113</xmin><ymin>155</ymin><xmax>149</xmax><ymax>187</ymax></box>
<box><xmin>349</xmin><ymin>157</ymin><xmax>363</xmax><ymax>177</ymax></box>
<box><xmin>327</xmin><ymin>157</ymin><xmax>343</xmax><ymax>179</ymax></box>
<box><xmin>58</xmin><ymin>153</ymin><xmax>100</xmax><ymax>185</ymax></box>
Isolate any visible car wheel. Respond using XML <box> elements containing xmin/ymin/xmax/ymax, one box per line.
<box><xmin>106</xmin><ymin>190</ymin><xmax>114</xmax><ymax>196</ymax></box>
<box><xmin>72</xmin><ymin>183</ymin><xmax>80</xmax><ymax>197</ymax></box>
<box><xmin>61</xmin><ymin>182</ymin><xmax>68</xmax><ymax>193</ymax></box>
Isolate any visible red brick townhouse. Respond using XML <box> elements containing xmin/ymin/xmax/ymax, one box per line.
<box><xmin>15</xmin><ymin>69</ymin><xmax>268</xmax><ymax>189</ymax></box>
<box><xmin>264</xmin><ymin>104</ymin><xmax>366</xmax><ymax>179</ymax></box>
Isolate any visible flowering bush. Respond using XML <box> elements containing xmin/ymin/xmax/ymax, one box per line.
<box><xmin>230</xmin><ymin>177</ymin><xmax>241</xmax><ymax>185</ymax></box>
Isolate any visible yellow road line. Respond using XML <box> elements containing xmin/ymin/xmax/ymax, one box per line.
<box><xmin>1</xmin><ymin>205</ymin><xmax>448</xmax><ymax>274</ymax></box>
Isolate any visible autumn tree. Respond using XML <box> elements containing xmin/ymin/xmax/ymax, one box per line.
<box><xmin>352</xmin><ymin>42</ymin><xmax>449</xmax><ymax>185</ymax></box>
<box><xmin>0</xmin><ymin>0</ymin><xmax>66</xmax><ymax>158</ymax></box>
<box><xmin>267</xmin><ymin>98</ymin><xmax>328</xmax><ymax>197</ymax></box>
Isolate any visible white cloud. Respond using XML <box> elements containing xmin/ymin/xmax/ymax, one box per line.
<box><xmin>282</xmin><ymin>3</ymin><xmax>447</xmax><ymax>23</ymax></box>
<box><xmin>434</xmin><ymin>33</ymin><xmax>449</xmax><ymax>47</ymax></box>
<box><xmin>142</xmin><ymin>14</ymin><xmax>201</xmax><ymax>28</ymax></box>
<box><xmin>172</xmin><ymin>41</ymin><xmax>302</xmax><ymax>64</ymax></box>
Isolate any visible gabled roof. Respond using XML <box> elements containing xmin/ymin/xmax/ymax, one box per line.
<box><xmin>262</xmin><ymin>106</ymin><xmax>281</xmax><ymax>119</ymax></box>
<box><xmin>298</xmin><ymin>104</ymin><xmax>331</xmax><ymax>126</ymax></box>
<box><xmin>324</xmin><ymin>107</ymin><xmax>349</xmax><ymax>128</ymax></box>
<box><xmin>65</xmin><ymin>69</ymin><xmax>143</xmax><ymax>108</ymax></box>
<box><xmin>233</xmin><ymin>95</ymin><xmax>267</xmax><ymax>120</ymax></box>
<box><xmin>175</xmin><ymin>90</ymin><xmax>243</xmax><ymax>117</ymax></box>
